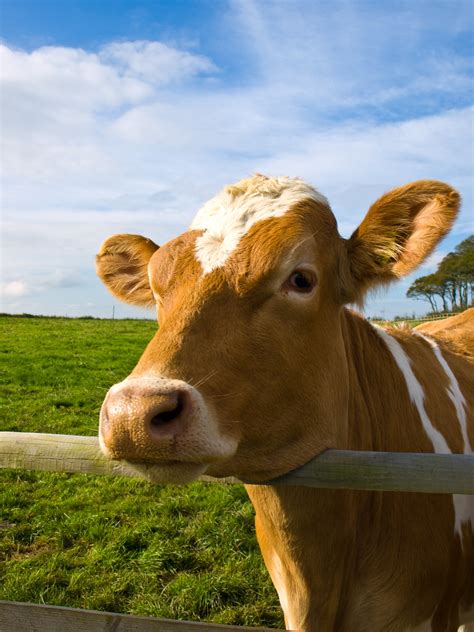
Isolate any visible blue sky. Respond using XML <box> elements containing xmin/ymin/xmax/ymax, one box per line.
<box><xmin>1</xmin><ymin>0</ymin><xmax>473</xmax><ymax>319</ymax></box>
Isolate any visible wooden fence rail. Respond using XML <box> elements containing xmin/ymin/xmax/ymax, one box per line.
<box><xmin>1</xmin><ymin>432</ymin><xmax>473</xmax><ymax>494</ymax></box>
<box><xmin>0</xmin><ymin>601</ymin><xmax>280</xmax><ymax>632</ymax></box>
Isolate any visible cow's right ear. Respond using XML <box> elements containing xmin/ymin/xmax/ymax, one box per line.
<box><xmin>96</xmin><ymin>234</ymin><xmax>159</xmax><ymax>307</ymax></box>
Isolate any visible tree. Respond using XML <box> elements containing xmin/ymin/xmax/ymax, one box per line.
<box><xmin>438</xmin><ymin>236</ymin><xmax>474</xmax><ymax>310</ymax></box>
<box><xmin>407</xmin><ymin>274</ymin><xmax>442</xmax><ymax>312</ymax></box>
<box><xmin>406</xmin><ymin>235</ymin><xmax>473</xmax><ymax>313</ymax></box>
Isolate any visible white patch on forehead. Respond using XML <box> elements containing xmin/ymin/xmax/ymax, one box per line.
<box><xmin>190</xmin><ymin>175</ymin><xmax>328</xmax><ymax>274</ymax></box>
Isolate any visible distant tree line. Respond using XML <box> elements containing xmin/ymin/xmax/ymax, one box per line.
<box><xmin>406</xmin><ymin>235</ymin><xmax>473</xmax><ymax>313</ymax></box>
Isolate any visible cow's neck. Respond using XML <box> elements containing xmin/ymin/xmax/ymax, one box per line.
<box><xmin>247</xmin><ymin>310</ymin><xmax>433</xmax><ymax>631</ymax></box>
<box><xmin>342</xmin><ymin>308</ymin><xmax>418</xmax><ymax>453</ymax></box>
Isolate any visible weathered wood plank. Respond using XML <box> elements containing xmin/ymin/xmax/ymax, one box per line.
<box><xmin>265</xmin><ymin>449</ymin><xmax>474</xmax><ymax>494</ymax></box>
<box><xmin>0</xmin><ymin>601</ymin><xmax>281</xmax><ymax>631</ymax></box>
<box><xmin>1</xmin><ymin>432</ymin><xmax>473</xmax><ymax>494</ymax></box>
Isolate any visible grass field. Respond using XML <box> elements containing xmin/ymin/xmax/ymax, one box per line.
<box><xmin>0</xmin><ymin>315</ymin><xmax>283</xmax><ymax>627</ymax></box>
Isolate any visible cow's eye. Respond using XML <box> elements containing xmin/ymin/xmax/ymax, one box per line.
<box><xmin>284</xmin><ymin>269</ymin><xmax>317</xmax><ymax>294</ymax></box>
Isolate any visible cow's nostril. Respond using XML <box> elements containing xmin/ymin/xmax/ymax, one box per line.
<box><xmin>150</xmin><ymin>393</ymin><xmax>185</xmax><ymax>427</ymax></box>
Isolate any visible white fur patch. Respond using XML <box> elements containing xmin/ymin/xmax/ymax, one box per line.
<box><xmin>374</xmin><ymin>325</ymin><xmax>474</xmax><ymax>544</ymax></box>
<box><xmin>372</xmin><ymin>325</ymin><xmax>450</xmax><ymax>453</ymax></box>
<box><xmin>190</xmin><ymin>175</ymin><xmax>328</xmax><ymax>273</ymax></box>
<box><xmin>416</xmin><ymin>333</ymin><xmax>473</xmax><ymax>544</ymax></box>
<box><xmin>416</xmin><ymin>333</ymin><xmax>472</xmax><ymax>453</ymax></box>
<box><xmin>452</xmin><ymin>494</ymin><xmax>474</xmax><ymax>547</ymax></box>
<box><xmin>269</xmin><ymin>551</ymin><xmax>298</xmax><ymax>631</ymax></box>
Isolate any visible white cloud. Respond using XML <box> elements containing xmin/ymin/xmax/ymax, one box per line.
<box><xmin>0</xmin><ymin>39</ymin><xmax>215</xmax><ymax>117</ymax></box>
<box><xmin>0</xmin><ymin>44</ymin><xmax>150</xmax><ymax>114</ymax></box>
<box><xmin>100</xmin><ymin>41</ymin><xmax>216</xmax><ymax>84</ymax></box>
<box><xmin>2</xmin><ymin>280</ymin><xmax>29</xmax><ymax>297</ymax></box>
<box><xmin>0</xmin><ymin>39</ymin><xmax>218</xmax><ymax>189</ymax></box>
<box><xmin>1</xmin><ymin>271</ymin><xmax>85</xmax><ymax>300</ymax></box>
<box><xmin>230</xmin><ymin>0</ymin><xmax>473</xmax><ymax>110</ymax></box>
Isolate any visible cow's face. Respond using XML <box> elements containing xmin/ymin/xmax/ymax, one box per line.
<box><xmin>97</xmin><ymin>175</ymin><xmax>459</xmax><ymax>482</ymax></box>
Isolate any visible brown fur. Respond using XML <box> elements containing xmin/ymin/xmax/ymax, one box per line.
<box><xmin>96</xmin><ymin>234</ymin><xmax>159</xmax><ymax>306</ymax></box>
<box><xmin>97</xmin><ymin>176</ymin><xmax>472</xmax><ymax>631</ymax></box>
<box><xmin>416</xmin><ymin>309</ymin><xmax>474</xmax><ymax>360</ymax></box>
<box><xmin>346</xmin><ymin>181</ymin><xmax>460</xmax><ymax>304</ymax></box>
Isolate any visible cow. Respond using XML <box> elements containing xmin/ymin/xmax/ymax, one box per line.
<box><xmin>96</xmin><ymin>174</ymin><xmax>473</xmax><ymax>632</ymax></box>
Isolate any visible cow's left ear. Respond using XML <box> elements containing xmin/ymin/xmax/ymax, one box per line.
<box><xmin>343</xmin><ymin>180</ymin><xmax>460</xmax><ymax>303</ymax></box>
<box><xmin>96</xmin><ymin>234</ymin><xmax>159</xmax><ymax>306</ymax></box>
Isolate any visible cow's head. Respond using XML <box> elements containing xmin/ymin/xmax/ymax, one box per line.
<box><xmin>97</xmin><ymin>175</ymin><xmax>459</xmax><ymax>482</ymax></box>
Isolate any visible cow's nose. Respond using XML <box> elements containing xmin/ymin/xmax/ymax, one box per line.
<box><xmin>148</xmin><ymin>391</ymin><xmax>187</xmax><ymax>432</ymax></box>
<box><xmin>100</xmin><ymin>381</ymin><xmax>191</xmax><ymax>460</ymax></box>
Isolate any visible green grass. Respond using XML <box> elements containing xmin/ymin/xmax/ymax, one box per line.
<box><xmin>0</xmin><ymin>315</ymin><xmax>283</xmax><ymax>627</ymax></box>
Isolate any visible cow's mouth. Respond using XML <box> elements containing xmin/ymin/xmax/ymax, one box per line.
<box><xmin>120</xmin><ymin>459</ymin><xmax>208</xmax><ymax>484</ymax></box>
<box><xmin>127</xmin><ymin>458</ymin><xmax>184</xmax><ymax>466</ymax></box>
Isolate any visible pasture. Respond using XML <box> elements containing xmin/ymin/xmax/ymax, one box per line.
<box><xmin>0</xmin><ymin>315</ymin><xmax>282</xmax><ymax>627</ymax></box>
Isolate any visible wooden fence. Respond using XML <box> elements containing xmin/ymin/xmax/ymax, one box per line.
<box><xmin>0</xmin><ymin>600</ymin><xmax>279</xmax><ymax>632</ymax></box>
<box><xmin>1</xmin><ymin>431</ymin><xmax>473</xmax><ymax>631</ymax></box>
<box><xmin>369</xmin><ymin>311</ymin><xmax>455</xmax><ymax>325</ymax></box>
<box><xmin>1</xmin><ymin>432</ymin><xmax>473</xmax><ymax>494</ymax></box>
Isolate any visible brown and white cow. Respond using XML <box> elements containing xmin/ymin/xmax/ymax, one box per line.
<box><xmin>96</xmin><ymin>175</ymin><xmax>473</xmax><ymax>632</ymax></box>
